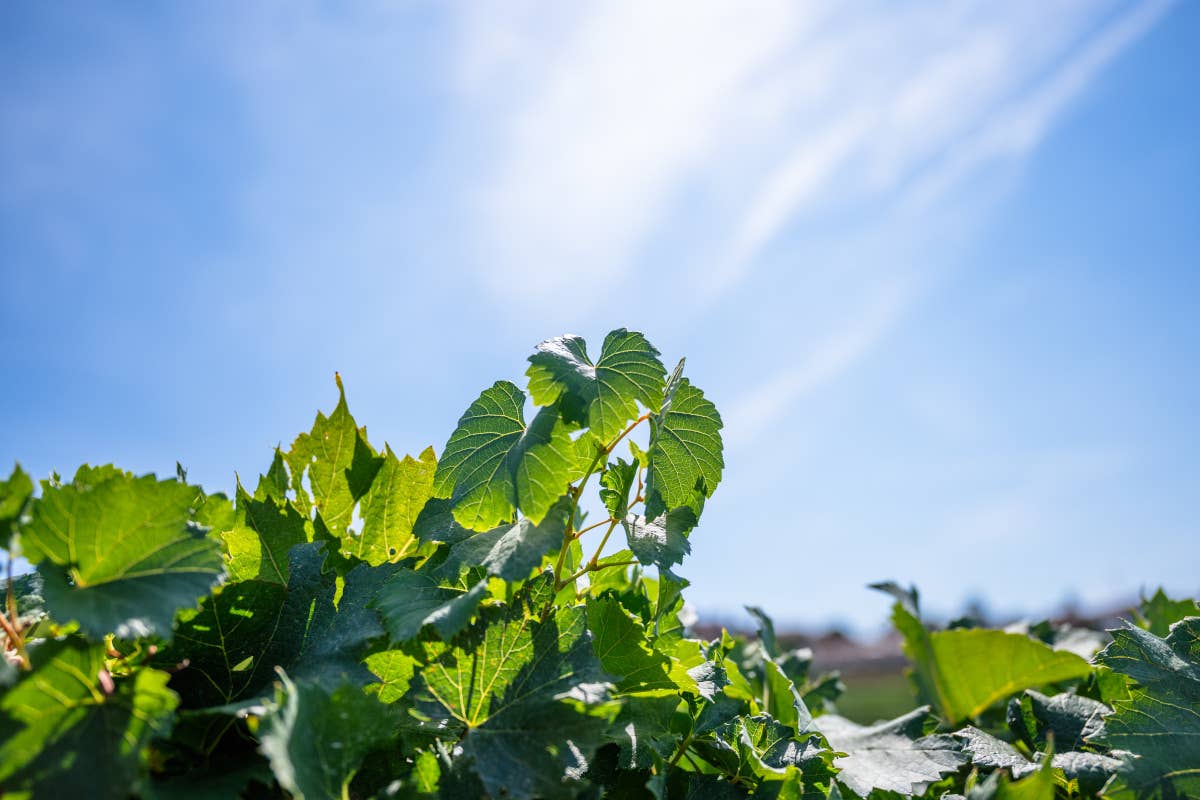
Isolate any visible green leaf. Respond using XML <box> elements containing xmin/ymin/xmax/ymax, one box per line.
<box><xmin>603</xmin><ymin>690</ymin><xmax>681</xmax><ymax>769</ymax></box>
<box><xmin>813</xmin><ymin>708</ymin><xmax>967</xmax><ymax>798</ymax></box>
<box><xmin>22</xmin><ymin>467</ymin><xmax>224</xmax><ymax>639</ymax></box>
<box><xmin>587</xmin><ymin>595</ymin><xmax>674</xmax><ymax>692</ymax></box>
<box><xmin>763</xmin><ymin>659</ymin><xmax>815</xmax><ymax>736</ymax></box>
<box><xmin>1005</xmin><ymin>689</ymin><xmax>1108</xmax><ymax>751</ymax></box>
<box><xmin>876</xmin><ymin>587</ymin><xmax>1093</xmax><ymax>724</ymax></box>
<box><xmin>1134</xmin><ymin>588</ymin><xmax>1199</xmax><ymax>637</ymax></box>
<box><xmin>433</xmin><ymin>382</ymin><xmax>579</xmax><ymax>530</ymax></box>
<box><xmin>696</xmin><ymin>713</ymin><xmax>832</xmax><ymax>791</ymax></box>
<box><xmin>219</xmin><ymin>482</ymin><xmax>308</xmax><ymax>584</ymax></box>
<box><xmin>645</xmin><ymin>378</ymin><xmax>724</xmax><ymax>518</ymax></box>
<box><xmin>622</xmin><ymin>508</ymin><xmax>696</xmax><ymax>571</ymax></box>
<box><xmin>526</xmin><ymin>329</ymin><xmax>667</xmax><ymax>444</ymax></box>
<box><xmin>955</xmin><ymin>726</ymin><xmax>1119</xmax><ymax>792</ymax></box>
<box><xmin>372</xmin><ymin>568</ymin><xmax>488</xmax><ymax>642</ymax></box>
<box><xmin>922</xmin><ymin>629</ymin><xmax>1092</xmax><ymax>723</ymax></box>
<box><xmin>411</xmin><ymin>497</ymin><xmax>473</xmax><ymax>544</ymax></box>
<box><xmin>0</xmin><ymin>463</ymin><xmax>33</xmax><ymax>543</ymax></box>
<box><xmin>155</xmin><ymin>542</ymin><xmax>391</xmax><ymax>707</ymax></box>
<box><xmin>600</xmin><ymin>458</ymin><xmax>638</xmax><ymax>519</ymax></box>
<box><xmin>285</xmin><ymin>374</ymin><xmax>382</xmax><ymax>539</ymax></box>
<box><xmin>413</xmin><ymin>589</ymin><xmax>616</xmax><ymax>799</ymax></box>
<box><xmin>993</xmin><ymin>757</ymin><xmax>1057</xmax><ymax>800</ymax></box>
<box><xmin>0</xmin><ymin>637</ymin><xmax>179</xmax><ymax>799</ymax></box>
<box><xmin>1093</xmin><ymin>618</ymin><xmax>1200</xmax><ymax>798</ymax></box>
<box><xmin>435</xmin><ymin>497</ymin><xmax>572</xmax><ymax>582</ymax></box>
<box><xmin>355</xmin><ymin>445</ymin><xmax>437</xmax><ymax>565</ymax></box>
<box><xmin>260</xmin><ymin>671</ymin><xmax>402</xmax><ymax>800</ymax></box>
<box><xmin>364</xmin><ymin>648</ymin><xmax>418</xmax><ymax>704</ymax></box>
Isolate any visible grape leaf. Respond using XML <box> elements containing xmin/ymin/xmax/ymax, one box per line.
<box><xmin>1006</xmin><ymin>689</ymin><xmax>1108</xmax><ymax>751</ymax></box>
<box><xmin>355</xmin><ymin>445</ymin><xmax>437</xmax><ymax>565</ymax></box>
<box><xmin>22</xmin><ymin>467</ymin><xmax>224</xmax><ymax>639</ymax></box>
<box><xmin>219</xmin><ymin>482</ymin><xmax>308</xmax><ymax>584</ymax></box>
<box><xmin>412</xmin><ymin>590</ymin><xmax>616</xmax><ymax>799</ymax></box>
<box><xmin>814</xmin><ymin>708</ymin><xmax>966</xmax><ymax>798</ymax></box>
<box><xmin>587</xmin><ymin>595</ymin><xmax>673</xmax><ymax>692</ymax></box>
<box><xmin>285</xmin><ymin>375</ymin><xmax>382</xmax><ymax>540</ymax></box>
<box><xmin>1092</xmin><ymin>618</ymin><xmax>1200</xmax><ymax>798</ymax></box>
<box><xmin>955</xmin><ymin>726</ymin><xmax>1119</xmax><ymax>792</ymax></box>
<box><xmin>372</xmin><ymin>568</ymin><xmax>488</xmax><ymax>642</ymax></box>
<box><xmin>155</xmin><ymin>542</ymin><xmax>391</xmax><ymax>708</ymax></box>
<box><xmin>622</xmin><ymin>507</ymin><xmax>696</xmax><ymax>570</ymax></box>
<box><xmin>600</xmin><ymin>458</ymin><xmax>638</xmax><ymax>520</ymax></box>
<box><xmin>645</xmin><ymin>378</ymin><xmax>724</xmax><ymax>518</ymax></box>
<box><xmin>876</xmin><ymin>588</ymin><xmax>1093</xmax><ymax>723</ymax></box>
<box><xmin>694</xmin><ymin>713</ymin><xmax>833</xmax><ymax>792</ymax></box>
<box><xmin>260</xmin><ymin>671</ymin><xmax>402</xmax><ymax>800</ymax></box>
<box><xmin>434</xmin><ymin>497</ymin><xmax>572</xmax><ymax>582</ymax></box>
<box><xmin>526</xmin><ymin>329</ymin><xmax>667</xmax><ymax>444</ymax></box>
<box><xmin>433</xmin><ymin>382</ymin><xmax>579</xmax><ymax>530</ymax></box>
<box><xmin>0</xmin><ymin>637</ymin><xmax>179</xmax><ymax>799</ymax></box>
<box><xmin>1134</xmin><ymin>588</ymin><xmax>1199</xmax><ymax>637</ymax></box>
<box><xmin>0</xmin><ymin>463</ymin><xmax>32</xmax><ymax>543</ymax></box>
<box><xmin>364</xmin><ymin>649</ymin><xmax>418</xmax><ymax>704</ymax></box>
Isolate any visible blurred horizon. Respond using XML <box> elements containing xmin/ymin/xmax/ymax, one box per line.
<box><xmin>3</xmin><ymin>1</ymin><xmax>1197</xmax><ymax>632</ymax></box>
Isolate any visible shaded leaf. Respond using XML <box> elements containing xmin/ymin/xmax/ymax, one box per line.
<box><xmin>372</xmin><ymin>568</ymin><xmax>488</xmax><ymax>642</ymax></box>
<box><xmin>260</xmin><ymin>671</ymin><xmax>402</xmax><ymax>800</ymax></box>
<box><xmin>1005</xmin><ymin>689</ymin><xmax>1108</xmax><ymax>751</ymax></box>
<box><xmin>622</xmin><ymin>508</ymin><xmax>696</xmax><ymax>571</ymax></box>
<box><xmin>413</xmin><ymin>590</ymin><xmax>615</xmax><ymax>799</ymax></box>
<box><xmin>155</xmin><ymin>542</ymin><xmax>390</xmax><ymax>707</ymax></box>
<box><xmin>600</xmin><ymin>458</ymin><xmax>638</xmax><ymax>520</ymax></box>
<box><xmin>0</xmin><ymin>463</ymin><xmax>32</xmax><ymax>543</ymax></box>
<box><xmin>0</xmin><ymin>638</ymin><xmax>178</xmax><ymax>799</ymax></box>
<box><xmin>435</xmin><ymin>497</ymin><xmax>571</xmax><ymax>582</ymax></box>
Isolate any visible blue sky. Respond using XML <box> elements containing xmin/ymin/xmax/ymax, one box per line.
<box><xmin>2</xmin><ymin>1</ymin><xmax>1197</xmax><ymax>632</ymax></box>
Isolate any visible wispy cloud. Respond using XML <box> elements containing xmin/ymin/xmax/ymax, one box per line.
<box><xmin>713</xmin><ymin>2</ymin><xmax>1169</xmax><ymax>446</ymax></box>
<box><xmin>902</xmin><ymin>0</ymin><xmax>1175</xmax><ymax>213</ymax></box>
<box><xmin>723</xmin><ymin>281</ymin><xmax>913</xmax><ymax>448</ymax></box>
<box><xmin>460</xmin><ymin>2</ymin><xmax>1137</xmax><ymax>312</ymax></box>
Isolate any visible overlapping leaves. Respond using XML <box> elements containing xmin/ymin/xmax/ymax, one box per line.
<box><xmin>20</xmin><ymin>467</ymin><xmax>224</xmax><ymax>639</ymax></box>
<box><xmin>4</xmin><ymin>327</ymin><xmax>1195</xmax><ymax>800</ymax></box>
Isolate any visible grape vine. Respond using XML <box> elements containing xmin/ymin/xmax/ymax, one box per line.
<box><xmin>0</xmin><ymin>328</ymin><xmax>1195</xmax><ymax>799</ymax></box>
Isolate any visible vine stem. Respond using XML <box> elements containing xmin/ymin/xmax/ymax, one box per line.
<box><xmin>585</xmin><ymin>520</ymin><xmax>619</xmax><ymax>569</ymax></box>
<box><xmin>2</xmin><ymin>553</ymin><xmax>29</xmax><ymax>671</ymax></box>
<box><xmin>667</xmin><ymin>730</ymin><xmax>696</xmax><ymax>769</ymax></box>
<box><xmin>551</xmin><ymin>412</ymin><xmax>650</xmax><ymax>592</ymax></box>
<box><xmin>572</xmin><ymin>517</ymin><xmax>613</xmax><ymax>540</ymax></box>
